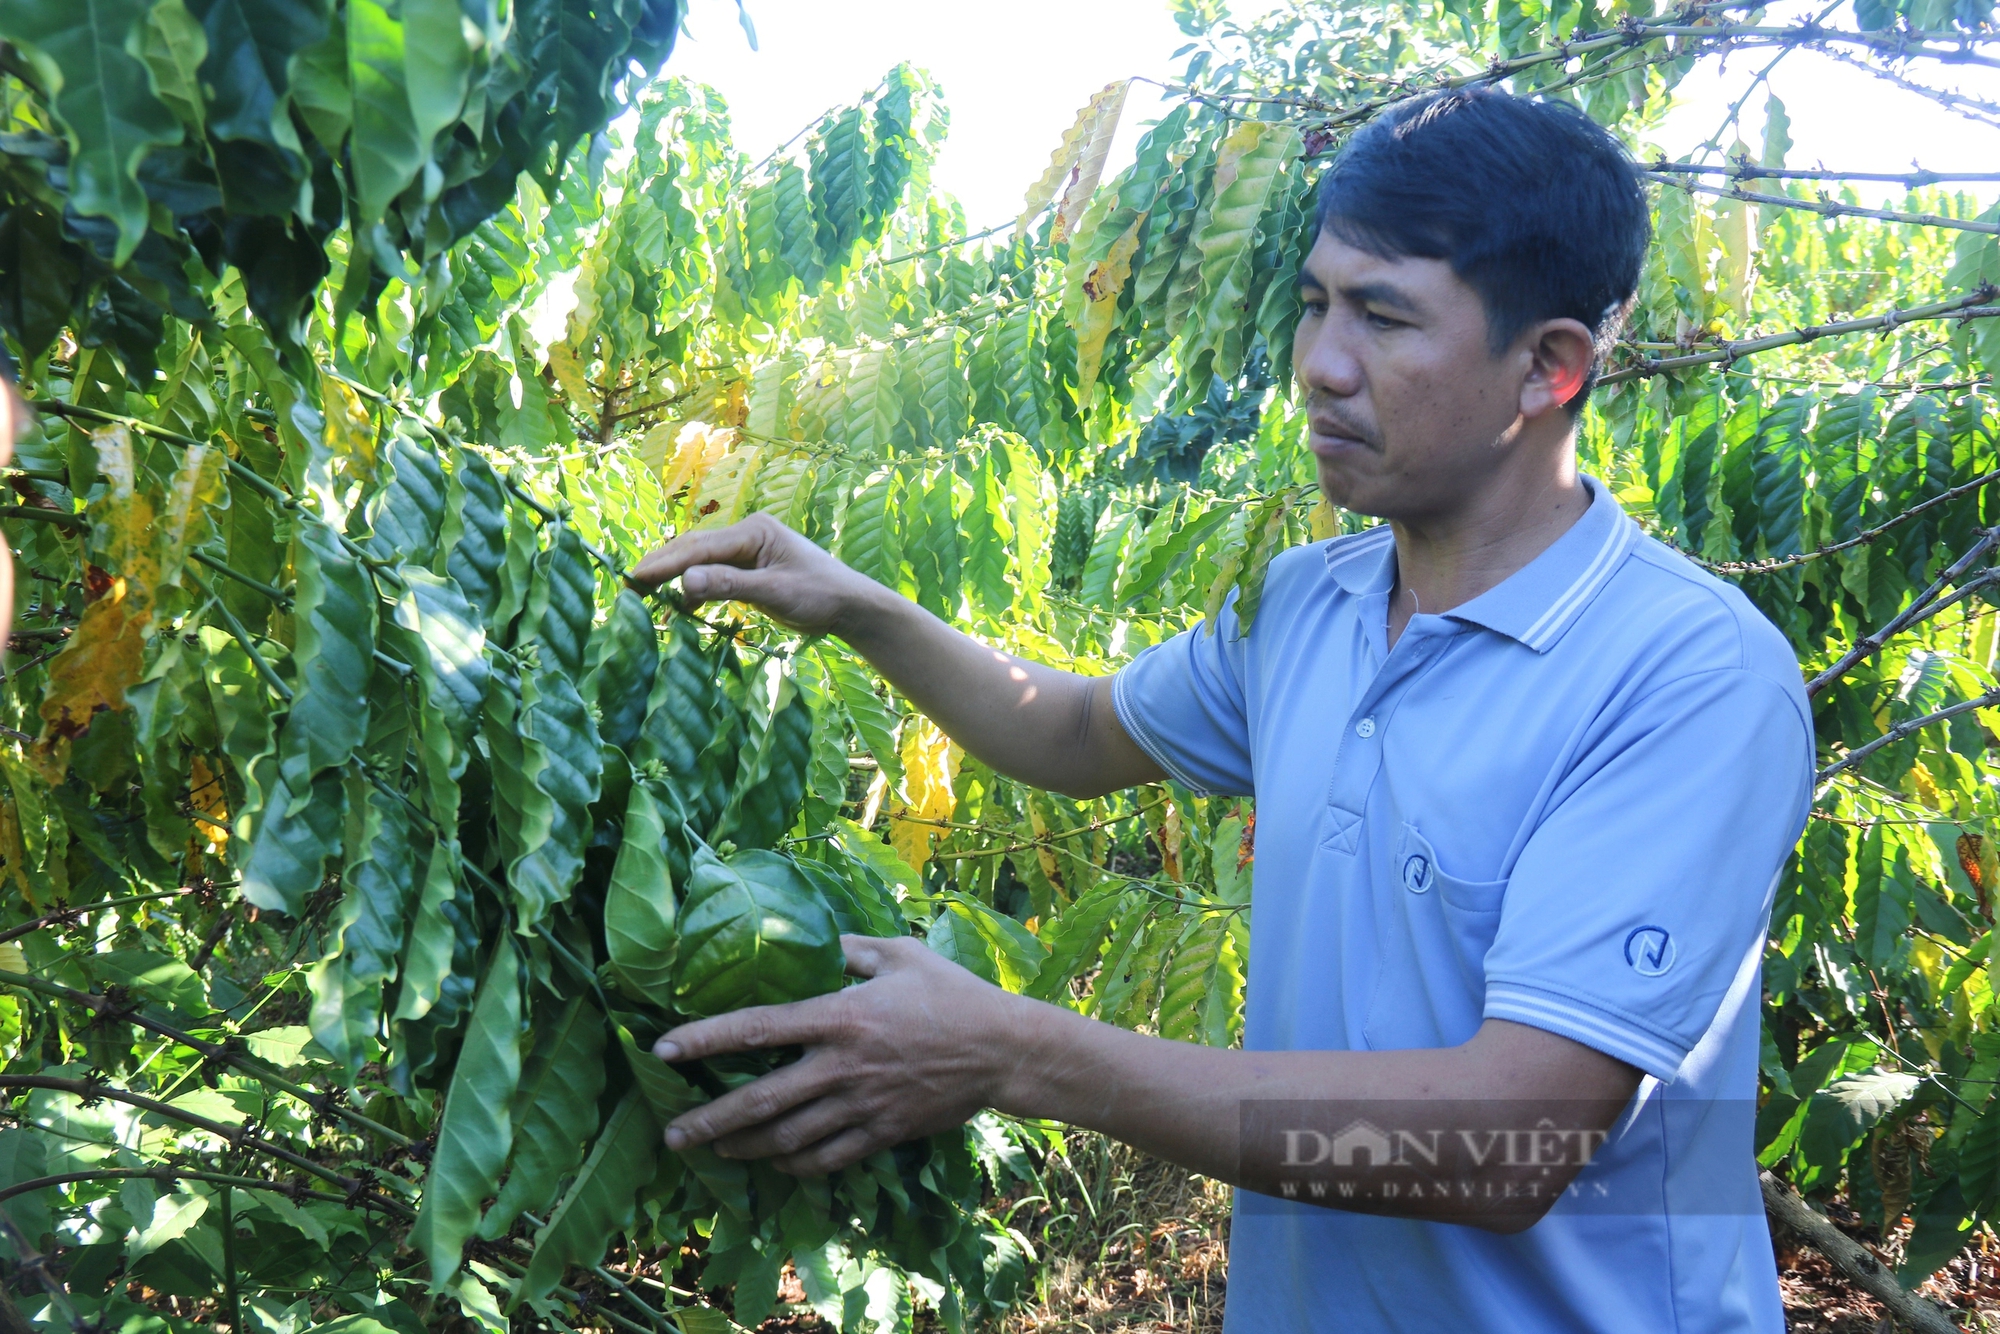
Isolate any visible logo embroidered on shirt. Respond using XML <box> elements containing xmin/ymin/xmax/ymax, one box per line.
<box><xmin>1623</xmin><ymin>925</ymin><xmax>1675</xmax><ymax>977</ymax></box>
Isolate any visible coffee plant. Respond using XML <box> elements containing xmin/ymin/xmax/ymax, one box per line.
<box><xmin>8</xmin><ymin>0</ymin><xmax>2000</xmax><ymax>1329</ymax></box>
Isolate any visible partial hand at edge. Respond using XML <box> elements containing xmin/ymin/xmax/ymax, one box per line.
<box><xmin>628</xmin><ymin>512</ymin><xmax>881</xmax><ymax>638</ymax></box>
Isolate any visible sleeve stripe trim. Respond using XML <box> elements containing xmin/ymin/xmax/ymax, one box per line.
<box><xmin>1110</xmin><ymin>667</ymin><xmax>1215</xmax><ymax>796</ymax></box>
<box><xmin>1484</xmin><ymin>989</ymin><xmax>1687</xmax><ymax>1079</ymax></box>
<box><xmin>1483</xmin><ymin>974</ymin><xmax>1696</xmax><ymax>1048</ymax></box>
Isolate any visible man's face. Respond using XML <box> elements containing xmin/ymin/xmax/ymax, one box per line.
<box><xmin>1292</xmin><ymin>230</ymin><xmax>1534</xmax><ymax>521</ymax></box>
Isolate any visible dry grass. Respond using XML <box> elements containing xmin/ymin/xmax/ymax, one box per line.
<box><xmin>997</xmin><ymin>1135</ymin><xmax>1231</xmax><ymax>1334</ymax></box>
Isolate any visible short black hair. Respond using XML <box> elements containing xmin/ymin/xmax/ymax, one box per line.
<box><xmin>1314</xmin><ymin>88</ymin><xmax>1650</xmax><ymax>412</ymax></box>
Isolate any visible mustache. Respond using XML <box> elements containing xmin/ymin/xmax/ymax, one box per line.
<box><xmin>1306</xmin><ymin>394</ymin><xmax>1377</xmax><ymax>446</ymax></box>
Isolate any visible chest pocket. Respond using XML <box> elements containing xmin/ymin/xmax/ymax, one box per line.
<box><xmin>1363</xmin><ymin>823</ymin><xmax>1509</xmax><ymax>1051</ymax></box>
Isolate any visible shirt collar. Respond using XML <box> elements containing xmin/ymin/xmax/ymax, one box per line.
<box><xmin>1320</xmin><ymin>476</ymin><xmax>1638</xmax><ymax>654</ymax></box>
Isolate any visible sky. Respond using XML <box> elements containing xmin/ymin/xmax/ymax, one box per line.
<box><xmin>665</xmin><ymin>0</ymin><xmax>2000</xmax><ymax>225</ymax></box>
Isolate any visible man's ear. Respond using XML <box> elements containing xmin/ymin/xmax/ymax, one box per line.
<box><xmin>1518</xmin><ymin>318</ymin><xmax>1596</xmax><ymax>419</ymax></box>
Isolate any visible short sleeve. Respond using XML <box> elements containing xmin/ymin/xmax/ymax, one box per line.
<box><xmin>1110</xmin><ymin>597</ymin><xmax>1256</xmax><ymax>798</ymax></box>
<box><xmin>1480</xmin><ymin>668</ymin><xmax>1811</xmax><ymax>1082</ymax></box>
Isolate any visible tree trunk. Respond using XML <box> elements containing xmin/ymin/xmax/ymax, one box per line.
<box><xmin>1761</xmin><ymin>1170</ymin><xmax>1959</xmax><ymax>1334</ymax></box>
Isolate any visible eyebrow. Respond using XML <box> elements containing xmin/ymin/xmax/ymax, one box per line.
<box><xmin>1336</xmin><ymin>280</ymin><xmax>1421</xmax><ymax>314</ymax></box>
<box><xmin>1295</xmin><ymin>272</ymin><xmax>1423</xmax><ymax>317</ymax></box>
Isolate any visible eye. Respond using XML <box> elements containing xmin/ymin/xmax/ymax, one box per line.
<box><xmin>1300</xmin><ymin>292</ymin><xmax>1328</xmax><ymax>318</ymax></box>
<box><xmin>1364</xmin><ymin>310</ymin><xmax>1401</xmax><ymax>330</ymax></box>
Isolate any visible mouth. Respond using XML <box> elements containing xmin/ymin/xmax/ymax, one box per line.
<box><xmin>1307</xmin><ymin>421</ymin><xmax>1377</xmax><ymax>458</ymax></box>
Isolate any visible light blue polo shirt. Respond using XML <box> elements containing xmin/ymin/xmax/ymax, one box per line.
<box><xmin>1112</xmin><ymin>477</ymin><xmax>1812</xmax><ymax>1333</ymax></box>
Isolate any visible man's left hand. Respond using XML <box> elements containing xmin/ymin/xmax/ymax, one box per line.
<box><xmin>652</xmin><ymin>934</ymin><xmax>1023</xmax><ymax>1175</ymax></box>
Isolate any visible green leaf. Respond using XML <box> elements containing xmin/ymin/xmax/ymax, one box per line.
<box><xmin>605</xmin><ymin>782</ymin><xmax>677</xmax><ymax>1007</ymax></box>
<box><xmin>308</xmin><ymin>778</ymin><xmax>420</xmax><ymax>1074</ymax></box>
<box><xmin>935</xmin><ymin>893</ymin><xmax>1046</xmax><ymax>993</ymax></box>
<box><xmin>1231</xmin><ymin>494</ymin><xmax>1293</xmax><ymax>636</ymax></box>
<box><xmin>278</xmin><ymin>522</ymin><xmax>376</xmax><ymax>797</ymax></box>
<box><xmin>837</xmin><ymin>467</ymin><xmax>902</xmax><ymax>589</ymax></box>
<box><xmin>924</xmin><ymin>901</ymin><xmax>998</xmax><ymax>985</ymax></box>
<box><xmin>239</xmin><ymin>761</ymin><xmax>345</xmax><ymax>917</ymax></box>
<box><xmin>134</xmin><ymin>0</ymin><xmax>208</xmax><ymax>133</ymax></box>
<box><xmin>413</xmin><ymin>938</ymin><xmax>523</xmax><ymax>1290</ymax></box>
<box><xmin>443</xmin><ymin>448</ymin><xmax>511</xmax><ymax>630</ymax></box>
<box><xmin>611</xmin><ymin>1017</ymin><xmax>750</xmax><ymax>1220</ymax></box>
<box><xmin>521</xmin><ymin>521</ymin><xmax>596</xmax><ymax>680</ymax></box>
<box><xmin>817</xmin><ymin>646</ymin><xmax>902</xmax><ymax>791</ymax></box>
<box><xmin>585</xmin><ymin>589</ymin><xmax>660</xmax><ymax>756</ymax></box>
<box><xmin>485</xmin><ymin>659</ymin><xmax>603</xmax><ymax>932</ymax></box>
<box><xmin>673</xmin><ymin>846</ymin><xmax>846</xmax><ymax>1016</ymax></box>
<box><xmin>633</xmin><ymin>618</ymin><xmax>729</xmax><ymax>830</ymax></box>
<box><xmin>1187</xmin><ymin>121</ymin><xmax>1297</xmax><ymax>382</ymax></box>
<box><xmin>82</xmin><ymin>949</ymin><xmax>204</xmax><ymax>1012</ymax></box>
<box><xmin>1025</xmin><ymin>883</ymin><xmax>1127</xmax><ymax>1004</ymax></box>
<box><xmin>393</xmin><ymin>568</ymin><xmax>489</xmax><ymax>741</ymax></box>
<box><xmin>513</xmin><ymin>1090</ymin><xmax>660</xmax><ymax>1309</ymax></box>
<box><xmin>796</xmin><ymin>851</ymin><xmax>902</xmax><ymax>939</ymax></box>
<box><xmin>714</xmin><ymin>677</ymin><xmax>812</xmax><ymax>850</ymax></box>
<box><xmin>481</xmin><ymin>995</ymin><xmax>608</xmax><ymax>1238</ymax></box>
<box><xmin>392</xmin><ymin>838</ymin><xmax>462</xmax><ymax>1022</ymax></box>
<box><xmin>0</xmin><ymin>0</ymin><xmax>184</xmax><ymax>264</ymax></box>
<box><xmin>346</xmin><ymin>0</ymin><xmax>425</xmax><ymax>227</ymax></box>
<box><xmin>126</xmin><ymin>1189</ymin><xmax>207</xmax><ymax>1264</ymax></box>
<box><xmin>403</xmin><ymin>0</ymin><xmax>470</xmax><ymax>152</ymax></box>
<box><xmin>367</xmin><ymin>432</ymin><xmax>448</xmax><ymax>561</ymax></box>
<box><xmin>1155</xmin><ymin>912</ymin><xmax>1240</xmax><ymax>1046</ymax></box>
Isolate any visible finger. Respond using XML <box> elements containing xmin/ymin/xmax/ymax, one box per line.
<box><xmin>628</xmin><ymin>521</ymin><xmax>769</xmax><ymax>587</ymax></box>
<box><xmin>840</xmin><ymin>934</ymin><xmax>895</xmax><ymax>979</ymax></box>
<box><xmin>652</xmin><ymin>993</ymin><xmax>843</xmax><ymax>1063</ymax></box>
<box><xmin>772</xmin><ymin>1126</ymin><xmax>880</xmax><ymax>1178</ymax></box>
<box><xmin>664</xmin><ymin>1054</ymin><xmax>839</xmax><ymax>1151</ymax></box>
<box><xmin>709</xmin><ymin>1094</ymin><xmax>859</xmax><ymax>1162</ymax></box>
<box><xmin>678</xmin><ymin>561</ymin><xmax>785</xmax><ymax>608</ymax></box>
<box><xmin>839</xmin><ymin>933</ymin><xmax>930</xmax><ymax>979</ymax></box>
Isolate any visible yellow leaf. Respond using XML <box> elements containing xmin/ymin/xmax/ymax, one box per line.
<box><xmin>157</xmin><ymin>443</ymin><xmax>227</xmax><ymax>587</ymax></box>
<box><xmin>660</xmin><ymin>422</ymin><xmax>734</xmax><ymax>498</ymax></box>
<box><xmin>887</xmin><ymin>814</ymin><xmax>932</xmax><ymax>877</ymax></box>
<box><xmin>687</xmin><ymin>445</ymin><xmax>764</xmax><ymax>531</ymax></box>
<box><xmin>88</xmin><ymin>427</ymin><xmax>159</xmax><ymax>589</ymax></box>
<box><xmin>190</xmin><ymin>754</ymin><xmax>229</xmax><ymax>858</ymax></box>
<box><xmin>1712</xmin><ymin>142</ymin><xmax>1758</xmax><ymax>327</ymax></box>
<box><xmin>1075</xmin><ymin>217</ymin><xmax>1145</xmax><ymax>411</ymax></box>
<box><xmin>1309</xmin><ymin>495</ymin><xmax>1339</xmax><ymax>542</ymax></box>
<box><xmin>1026</xmin><ymin>799</ymin><xmax>1065</xmax><ymax>900</ymax></box>
<box><xmin>888</xmin><ymin>716</ymin><xmax>962</xmax><ymax>874</ymax></box>
<box><xmin>636</xmin><ymin>419</ymin><xmax>680</xmax><ymax>473</ymax></box>
<box><xmin>0</xmin><ymin>794</ymin><xmax>27</xmax><ymax>905</ymax></box>
<box><xmin>319</xmin><ymin>371</ymin><xmax>377</xmax><ymax>480</ymax></box>
<box><xmin>38</xmin><ymin>570</ymin><xmax>149</xmax><ymax>755</ymax></box>
<box><xmin>1054</xmin><ymin>80</ymin><xmax>1130</xmax><ymax>242</ymax></box>
<box><xmin>546</xmin><ymin>342</ymin><xmax>595</xmax><ymax>412</ymax></box>
<box><xmin>1021</xmin><ymin>81</ymin><xmax>1128</xmax><ymax>238</ymax></box>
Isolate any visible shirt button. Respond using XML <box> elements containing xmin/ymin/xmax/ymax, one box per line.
<box><xmin>1355</xmin><ymin>716</ymin><xmax>1377</xmax><ymax>739</ymax></box>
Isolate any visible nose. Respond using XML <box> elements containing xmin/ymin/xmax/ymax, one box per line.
<box><xmin>1293</xmin><ymin>314</ymin><xmax>1363</xmax><ymax>399</ymax></box>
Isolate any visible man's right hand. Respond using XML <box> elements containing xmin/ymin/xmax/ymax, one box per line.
<box><xmin>629</xmin><ymin>513</ymin><xmax>881</xmax><ymax>638</ymax></box>
<box><xmin>629</xmin><ymin>512</ymin><xmax>1164</xmax><ymax>801</ymax></box>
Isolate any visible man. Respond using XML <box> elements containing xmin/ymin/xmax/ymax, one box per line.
<box><xmin>631</xmin><ymin>89</ymin><xmax>1809</xmax><ymax>1332</ymax></box>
